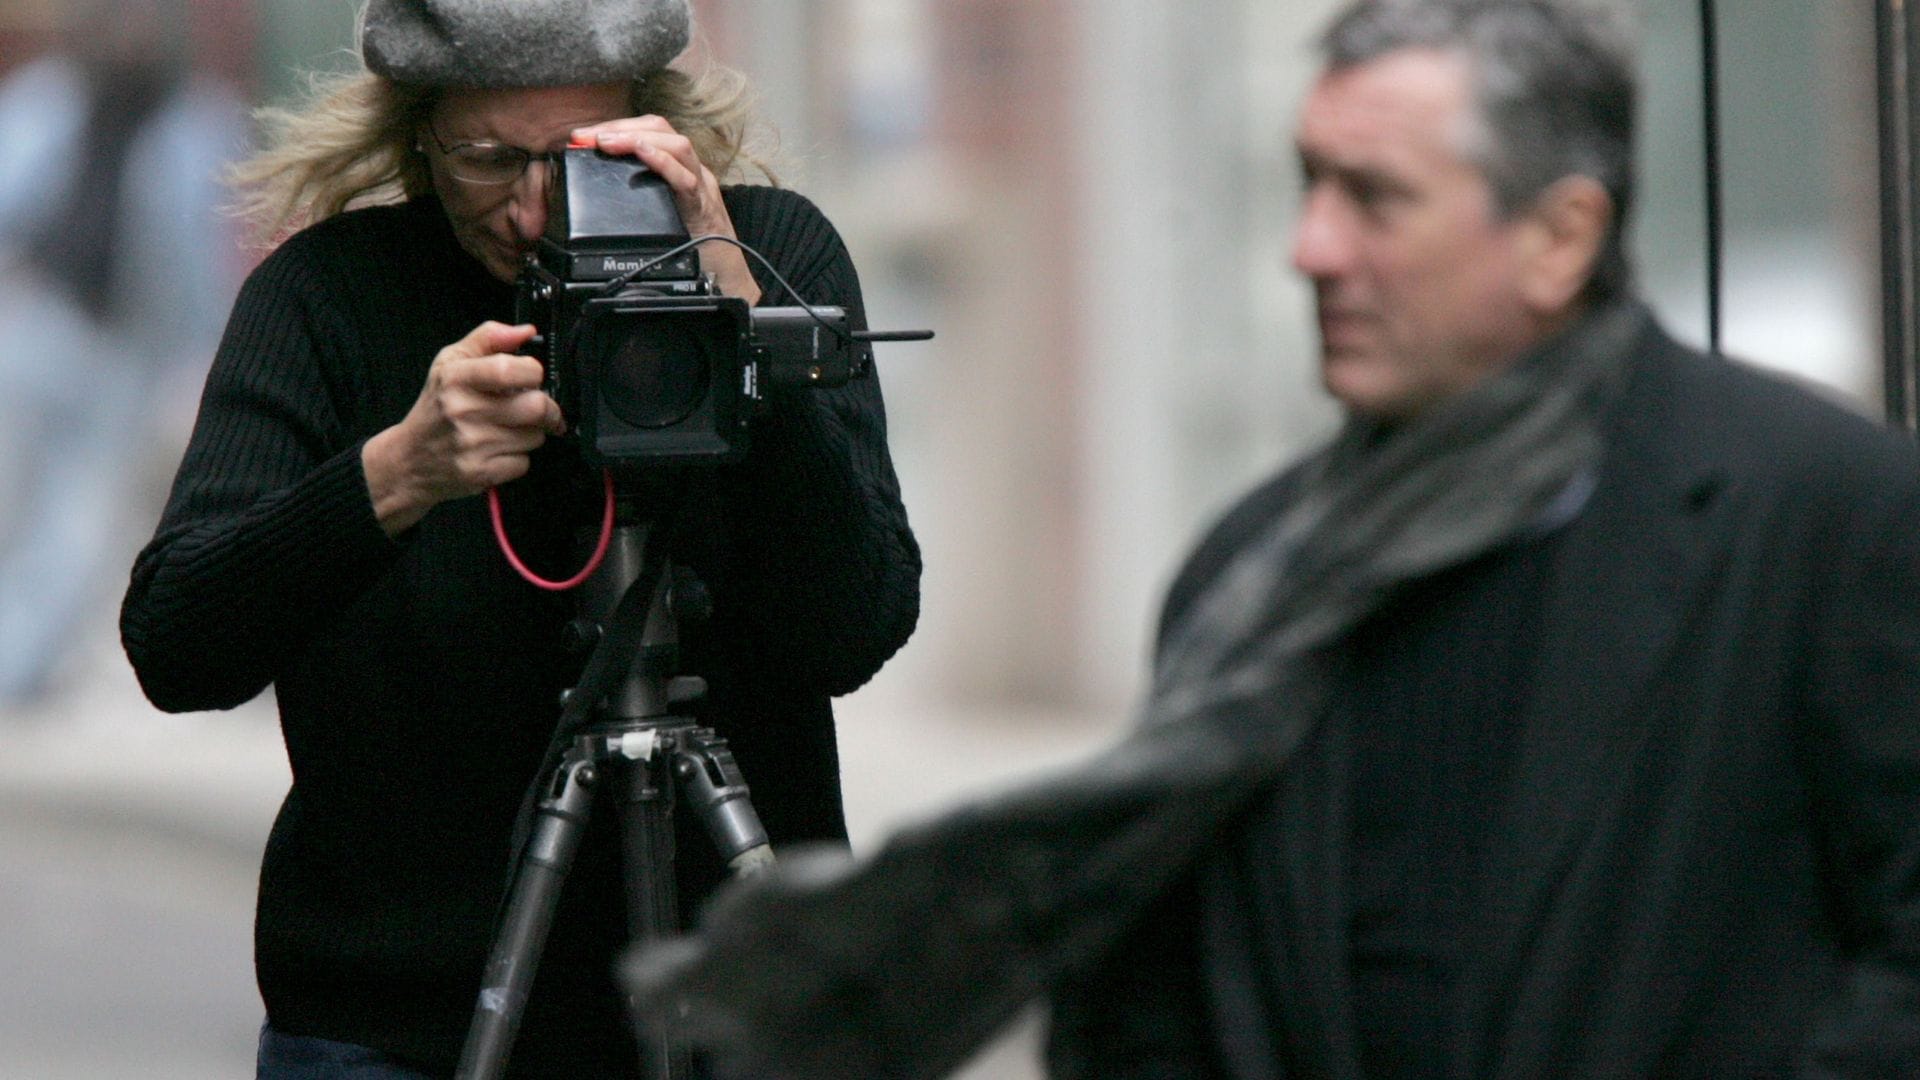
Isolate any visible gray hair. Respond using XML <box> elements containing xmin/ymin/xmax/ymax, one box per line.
<box><xmin>1321</xmin><ymin>0</ymin><xmax>1638</xmax><ymax>302</ymax></box>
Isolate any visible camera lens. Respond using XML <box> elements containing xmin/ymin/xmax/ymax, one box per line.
<box><xmin>595</xmin><ymin>319</ymin><xmax>710</xmax><ymax>429</ymax></box>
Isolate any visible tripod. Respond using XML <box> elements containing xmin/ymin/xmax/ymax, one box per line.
<box><xmin>456</xmin><ymin>512</ymin><xmax>774</xmax><ymax>1080</ymax></box>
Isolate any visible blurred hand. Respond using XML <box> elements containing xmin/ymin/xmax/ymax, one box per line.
<box><xmin>571</xmin><ymin>116</ymin><xmax>764</xmax><ymax>305</ymax></box>
<box><xmin>363</xmin><ymin>321</ymin><xmax>565</xmax><ymax>536</ymax></box>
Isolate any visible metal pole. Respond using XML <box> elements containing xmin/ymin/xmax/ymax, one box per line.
<box><xmin>1877</xmin><ymin>0</ymin><xmax>1919</xmax><ymax>432</ymax></box>
<box><xmin>1700</xmin><ymin>0</ymin><xmax>1724</xmax><ymax>357</ymax></box>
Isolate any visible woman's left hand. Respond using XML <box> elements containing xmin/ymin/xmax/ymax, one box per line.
<box><xmin>571</xmin><ymin>116</ymin><xmax>762</xmax><ymax>305</ymax></box>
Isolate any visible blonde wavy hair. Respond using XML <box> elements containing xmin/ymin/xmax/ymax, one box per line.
<box><xmin>228</xmin><ymin>60</ymin><xmax>776</xmax><ymax>248</ymax></box>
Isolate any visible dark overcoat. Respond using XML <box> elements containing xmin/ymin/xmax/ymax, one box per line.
<box><xmin>1050</xmin><ymin>317</ymin><xmax>1920</xmax><ymax>1079</ymax></box>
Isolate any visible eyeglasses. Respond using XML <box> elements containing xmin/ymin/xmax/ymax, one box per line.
<box><xmin>421</xmin><ymin>116</ymin><xmax>554</xmax><ymax>186</ymax></box>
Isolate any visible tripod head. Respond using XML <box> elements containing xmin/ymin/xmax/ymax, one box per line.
<box><xmin>463</xmin><ymin>499</ymin><xmax>773</xmax><ymax>1079</ymax></box>
<box><xmin>546</xmin><ymin>507</ymin><xmax>770</xmax><ymax>872</ymax></box>
<box><xmin>564</xmin><ymin>509</ymin><xmax>701</xmax><ymax>722</ymax></box>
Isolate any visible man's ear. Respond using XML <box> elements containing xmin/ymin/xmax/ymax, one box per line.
<box><xmin>1515</xmin><ymin>175</ymin><xmax>1613</xmax><ymax>315</ymax></box>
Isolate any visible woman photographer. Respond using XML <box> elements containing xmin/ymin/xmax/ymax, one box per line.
<box><xmin>119</xmin><ymin>2</ymin><xmax>920</xmax><ymax>1076</ymax></box>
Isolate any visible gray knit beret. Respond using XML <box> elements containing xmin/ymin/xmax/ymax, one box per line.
<box><xmin>360</xmin><ymin>0</ymin><xmax>691</xmax><ymax>88</ymax></box>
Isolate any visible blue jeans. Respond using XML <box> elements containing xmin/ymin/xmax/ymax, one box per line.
<box><xmin>256</xmin><ymin>1024</ymin><xmax>440</xmax><ymax>1080</ymax></box>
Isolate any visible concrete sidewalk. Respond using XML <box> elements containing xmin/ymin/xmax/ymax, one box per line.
<box><xmin>0</xmin><ymin>625</ymin><xmax>1125</xmax><ymax>1079</ymax></box>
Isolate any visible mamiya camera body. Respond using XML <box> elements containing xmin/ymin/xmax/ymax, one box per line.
<box><xmin>514</xmin><ymin>145</ymin><xmax>863</xmax><ymax>468</ymax></box>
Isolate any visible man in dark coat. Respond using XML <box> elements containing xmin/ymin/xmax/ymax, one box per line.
<box><xmin>623</xmin><ymin>1</ymin><xmax>1920</xmax><ymax>1077</ymax></box>
<box><xmin>1048</xmin><ymin>1</ymin><xmax>1920</xmax><ymax>1076</ymax></box>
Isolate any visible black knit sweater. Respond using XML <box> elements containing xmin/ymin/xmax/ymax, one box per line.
<box><xmin>121</xmin><ymin>188</ymin><xmax>920</xmax><ymax>1076</ymax></box>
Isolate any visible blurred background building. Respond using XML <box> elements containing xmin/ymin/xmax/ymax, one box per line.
<box><xmin>0</xmin><ymin>1</ymin><xmax>1886</xmax><ymax>1077</ymax></box>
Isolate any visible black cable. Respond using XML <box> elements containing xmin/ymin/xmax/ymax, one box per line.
<box><xmin>1701</xmin><ymin>0</ymin><xmax>1723</xmax><ymax>355</ymax></box>
<box><xmin>592</xmin><ymin>233</ymin><xmax>858</xmax><ymax>343</ymax></box>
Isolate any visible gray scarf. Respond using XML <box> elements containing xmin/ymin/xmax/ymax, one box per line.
<box><xmin>624</xmin><ymin>301</ymin><xmax>1646</xmax><ymax>1079</ymax></box>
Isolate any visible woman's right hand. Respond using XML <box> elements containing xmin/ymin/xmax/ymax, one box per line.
<box><xmin>361</xmin><ymin>321</ymin><xmax>565</xmax><ymax>537</ymax></box>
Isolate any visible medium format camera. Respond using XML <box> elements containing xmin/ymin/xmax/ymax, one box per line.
<box><xmin>515</xmin><ymin>146</ymin><xmax>911</xmax><ymax>468</ymax></box>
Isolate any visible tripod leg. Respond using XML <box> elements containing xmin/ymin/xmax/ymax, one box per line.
<box><xmin>675</xmin><ymin>729</ymin><xmax>774</xmax><ymax>875</ymax></box>
<box><xmin>456</xmin><ymin>753</ymin><xmax>599</xmax><ymax>1080</ymax></box>
<box><xmin>615</xmin><ymin>747</ymin><xmax>695</xmax><ymax>1079</ymax></box>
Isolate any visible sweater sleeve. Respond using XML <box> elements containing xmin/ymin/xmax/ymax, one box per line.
<box><xmin>709</xmin><ymin>187</ymin><xmax>921</xmax><ymax>697</ymax></box>
<box><xmin>120</xmin><ymin>244</ymin><xmax>403</xmax><ymax>713</ymax></box>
